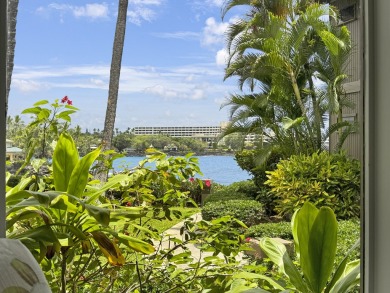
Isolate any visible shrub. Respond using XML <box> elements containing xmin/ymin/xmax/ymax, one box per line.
<box><xmin>204</xmin><ymin>190</ymin><xmax>252</xmax><ymax>204</ymax></box>
<box><xmin>202</xmin><ymin>200</ymin><xmax>264</xmax><ymax>227</ymax></box>
<box><xmin>246</xmin><ymin>222</ymin><xmax>292</xmax><ymax>240</ymax></box>
<box><xmin>246</xmin><ymin>219</ymin><xmax>360</xmax><ymax>264</ymax></box>
<box><xmin>227</xmin><ymin>180</ymin><xmax>259</xmax><ymax>199</ymax></box>
<box><xmin>265</xmin><ymin>151</ymin><xmax>360</xmax><ymax>219</ymax></box>
<box><xmin>235</xmin><ymin>149</ymin><xmax>281</xmax><ymax>187</ymax></box>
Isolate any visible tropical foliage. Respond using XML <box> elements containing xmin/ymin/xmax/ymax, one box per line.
<box><xmin>220</xmin><ymin>0</ymin><xmax>355</xmax><ymax>163</ymax></box>
<box><xmin>259</xmin><ymin>202</ymin><xmax>360</xmax><ymax>293</ymax></box>
<box><xmin>265</xmin><ymin>151</ymin><xmax>360</xmax><ymax>219</ymax></box>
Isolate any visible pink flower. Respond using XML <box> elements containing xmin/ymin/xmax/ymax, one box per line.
<box><xmin>204</xmin><ymin>179</ymin><xmax>211</xmax><ymax>188</ymax></box>
<box><xmin>189</xmin><ymin>177</ymin><xmax>195</xmax><ymax>182</ymax></box>
<box><xmin>61</xmin><ymin>96</ymin><xmax>68</xmax><ymax>103</ymax></box>
<box><xmin>245</xmin><ymin>237</ymin><xmax>251</xmax><ymax>243</ymax></box>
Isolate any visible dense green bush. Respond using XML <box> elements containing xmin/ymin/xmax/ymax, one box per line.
<box><xmin>265</xmin><ymin>151</ymin><xmax>360</xmax><ymax>219</ymax></box>
<box><xmin>204</xmin><ymin>191</ymin><xmax>252</xmax><ymax>203</ymax></box>
<box><xmin>202</xmin><ymin>200</ymin><xmax>264</xmax><ymax>227</ymax></box>
<box><xmin>204</xmin><ymin>180</ymin><xmax>259</xmax><ymax>204</ymax></box>
<box><xmin>227</xmin><ymin>180</ymin><xmax>259</xmax><ymax>199</ymax></box>
<box><xmin>246</xmin><ymin>219</ymin><xmax>360</xmax><ymax>264</ymax></box>
<box><xmin>235</xmin><ymin>149</ymin><xmax>281</xmax><ymax>187</ymax></box>
<box><xmin>246</xmin><ymin>222</ymin><xmax>292</xmax><ymax>240</ymax></box>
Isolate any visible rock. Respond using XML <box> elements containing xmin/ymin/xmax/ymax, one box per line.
<box><xmin>244</xmin><ymin>237</ymin><xmax>294</xmax><ymax>260</ymax></box>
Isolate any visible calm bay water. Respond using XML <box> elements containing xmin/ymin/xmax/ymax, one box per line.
<box><xmin>112</xmin><ymin>155</ymin><xmax>251</xmax><ymax>185</ymax></box>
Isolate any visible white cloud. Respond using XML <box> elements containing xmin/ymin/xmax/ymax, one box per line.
<box><xmin>73</xmin><ymin>4</ymin><xmax>109</xmax><ymax>19</ymax></box>
<box><xmin>152</xmin><ymin>31</ymin><xmax>200</xmax><ymax>40</ymax></box>
<box><xmin>191</xmin><ymin>88</ymin><xmax>205</xmax><ymax>100</ymax></box>
<box><xmin>144</xmin><ymin>85</ymin><xmax>178</xmax><ymax>99</ymax></box>
<box><xmin>46</xmin><ymin>3</ymin><xmax>109</xmax><ymax>20</ymax></box>
<box><xmin>202</xmin><ymin>17</ymin><xmax>228</xmax><ymax>46</ymax></box>
<box><xmin>90</xmin><ymin>78</ymin><xmax>106</xmax><ymax>87</ymax></box>
<box><xmin>12</xmin><ymin>79</ymin><xmax>48</xmax><ymax>92</ymax></box>
<box><xmin>127</xmin><ymin>7</ymin><xmax>156</xmax><ymax>25</ymax></box>
<box><xmin>216</xmin><ymin>48</ymin><xmax>228</xmax><ymax>66</ymax></box>
<box><xmin>129</xmin><ymin>0</ymin><xmax>163</xmax><ymax>5</ymax></box>
<box><xmin>185</xmin><ymin>74</ymin><xmax>195</xmax><ymax>82</ymax></box>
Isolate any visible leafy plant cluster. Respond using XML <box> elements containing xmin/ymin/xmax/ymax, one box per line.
<box><xmin>204</xmin><ymin>179</ymin><xmax>259</xmax><ymax>203</ymax></box>
<box><xmin>202</xmin><ymin>200</ymin><xmax>264</xmax><ymax>227</ymax></box>
<box><xmin>256</xmin><ymin>202</ymin><xmax>360</xmax><ymax>293</ymax></box>
<box><xmin>247</xmin><ymin>219</ymin><xmax>360</xmax><ymax>265</ymax></box>
<box><xmin>265</xmin><ymin>151</ymin><xmax>360</xmax><ymax>219</ymax></box>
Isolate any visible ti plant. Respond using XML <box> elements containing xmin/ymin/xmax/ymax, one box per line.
<box><xmin>255</xmin><ymin>202</ymin><xmax>360</xmax><ymax>293</ymax></box>
<box><xmin>6</xmin><ymin>133</ymin><xmax>155</xmax><ymax>292</ymax></box>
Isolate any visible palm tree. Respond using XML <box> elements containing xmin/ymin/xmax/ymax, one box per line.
<box><xmin>220</xmin><ymin>0</ymin><xmax>353</xmax><ymax>162</ymax></box>
<box><xmin>6</xmin><ymin>0</ymin><xmax>19</xmax><ymax>111</ymax></box>
<box><xmin>96</xmin><ymin>0</ymin><xmax>129</xmax><ymax>182</ymax></box>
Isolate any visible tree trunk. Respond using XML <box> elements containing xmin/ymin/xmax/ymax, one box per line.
<box><xmin>96</xmin><ymin>0</ymin><xmax>128</xmax><ymax>183</ymax></box>
<box><xmin>6</xmin><ymin>0</ymin><xmax>19</xmax><ymax>111</ymax></box>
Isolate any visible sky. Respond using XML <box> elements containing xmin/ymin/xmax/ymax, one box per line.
<box><xmin>8</xmin><ymin>0</ymin><xmax>247</xmax><ymax>131</ymax></box>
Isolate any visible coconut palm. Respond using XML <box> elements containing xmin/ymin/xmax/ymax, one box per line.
<box><xmin>97</xmin><ymin>0</ymin><xmax>129</xmax><ymax>183</ymax></box>
<box><xmin>220</xmin><ymin>0</ymin><xmax>353</xmax><ymax>161</ymax></box>
<box><xmin>6</xmin><ymin>0</ymin><xmax>19</xmax><ymax>111</ymax></box>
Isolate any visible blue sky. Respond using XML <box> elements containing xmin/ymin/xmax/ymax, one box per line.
<box><xmin>9</xmin><ymin>0</ymin><xmax>246</xmax><ymax>131</ymax></box>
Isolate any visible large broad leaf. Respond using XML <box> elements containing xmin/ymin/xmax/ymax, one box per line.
<box><xmin>67</xmin><ymin>147</ymin><xmax>100</xmax><ymax>198</ymax></box>
<box><xmin>306</xmin><ymin>207</ymin><xmax>338</xmax><ymax>293</ymax></box>
<box><xmin>294</xmin><ymin>202</ymin><xmax>319</xmax><ymax>280</ymax></box>
<box><xmin>117</xmin><ymin>233</ymin><xmax>155</xmax><ymax>255</ymax></box>
<box><xmin>325</xmin><ymin>239</ymin><xmax>360</xmax><ymax>293</ymax></box>
<box><xmin>91</xmin><ymin>231</ymin><xmax>125</xmax><ymax>266</ymax></box>
<box><xmin>6</xmin><ymin>210</ymin><xmax>52</xmax><ymax>230</ymax></box>
<box><xmin>9</xmin><ymin>225</ymin><xmax>59</xmax><ymax>244</ymax></box>
<box><xmin>260</xmin><ymin>238</ymin><xmax>309</xmax><ymax>293</ymax></box>
<box><xmin>84</xmin><ymin>204</ymin><xmax>110</xmax><ymax>227</ymax></box>
<box><xmin>50</xmin><ymin>194</ymin><xmax>78</xmax><ymax>212</ymax></box>
<box><xmin>329</xmin><ymin>260</ymin><xmax>360</xmax><ymax>293</ymax></box>
<box><xmin>86</xmin><ymin>174</ymin><xmax>130</xmax><ymax>204</ymax></box>
<box><xmin>53</xmin><ymin>133</ymin><xmax>79</xmax><ymax>192</ymax></box>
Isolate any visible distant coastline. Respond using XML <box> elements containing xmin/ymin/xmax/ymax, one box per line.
<box><xmin>123</xmin><ymin>149</ymin><xmax>237</xmax><ymax>157</ymax></box>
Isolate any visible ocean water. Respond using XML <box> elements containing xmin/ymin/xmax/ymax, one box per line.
<box><xmin>112</xmin><ymin>155</ymin><xmax>252</xmax><ymax>185</ymax></box>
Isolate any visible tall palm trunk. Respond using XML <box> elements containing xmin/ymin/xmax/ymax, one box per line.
<box><xmin>96</xmin><ymin>0</ymin><xmax>128</xmax><ymax>183</ymax></box>
<box><xmin>6</xmin><ymin>0</ymin><xmax>18</xmax><ymax>111</ymax></box>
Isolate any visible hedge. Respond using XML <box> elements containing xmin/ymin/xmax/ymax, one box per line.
<box><xmin>202</xmin><ymin>200</ymin><xmax>264</xmax><ymax>227</ymax></box>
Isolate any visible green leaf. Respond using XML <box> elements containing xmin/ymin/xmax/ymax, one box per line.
<box><xmin>33</xmin><ymin>100</ymin><xmax>49</xmax><ymax>106</ymax></box>
<box><xmin>9</xmin><ymin>225</ymin><xmax>59</xmax><ymax>244</ymax></box>
<box><xmin>86</xmin><ymin>174</ymin><xmax>130</xmax><ymax>203</ymax></box>
<box><xmin>67</xmin><ymin>147</ymin><xmax>100</xmax><ymax>198</ymax></box>
<box><xmin>307</xmin><ymin>207</ymin><xmax>338</xmax><ymax>293</ymax></box>
<box><xmin>21</xmin><ymin>107</ymin><xmax>41</xmax><ymax>115</ymax></box>
<box><xmin>295</xmin><ymin>202</ymin><xmax>319</xmax><ymax>281</ymax></box>
<box><xmin>6</xmin><ymin>210</ymin><xmax>51</xmax><ymax>230</ymax></box>
<box><xmin>233</xmin><ymin>272</ymin><xmax>286</xmax><ymax>291</ymax></box>
<box><xmin>329</xmin><ymin>260</ymin><xmax>360</xmax><ymax>293</ymax></box>
<box><xmin>117</xmin><ymin>233</ymin><xmax>155</xmax><ymax>254</ymax></box>
<box><xmin>325</xmin><ymin>239</ymin><xmax>360</xmax><ymax>293</ymax></box>
<box><xmin>282</xmin><ymin>117</ymin><xmax>304</xmax><ymax>130</ymax></box>
<box><xmin>53</xmin><ymin>133</ymin><xmax>79</xmax><ymax>192</ymax></box>
<box><xmin>260</xmin><ymin>238</ymin><xmax>310</xmax><ymax>293</ymax></box>
<box><xmin>50</xmin><ymin>194</ymin><xmax>78</xmax><ymax>212</ymax></box>
<box><xmin>85</xmin><ymin>204</ymin><xmax>110</xmax><ymax>227</ymax></box>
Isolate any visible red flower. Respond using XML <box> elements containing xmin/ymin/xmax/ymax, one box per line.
<box><xmin>189</xmin><ymin>177</ymin><xmax>195</xmax><ymax>182</ymax></box>
<box><xmin>67</xmin><ymin>99</ymin><xmax>73</xmax><ymax>105</ymax></box>
<box><xmin>126</xmin><ymin>202</ymin><xmax>132</xmax><ymax>207</ymax></box>
<box><xmin>245</xmin><ymin>237</ymin><xmax>251</xmax><ymax>243</ymax></box>
<box><xmin>204</xmin><ymin>179</ymin><xmax>211</xmax><ymax>188</ymax></box>
<box><xmin>61</xmin><ymin>96</ymin><xmax>68</xmax><ymax>103</ymax></box>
